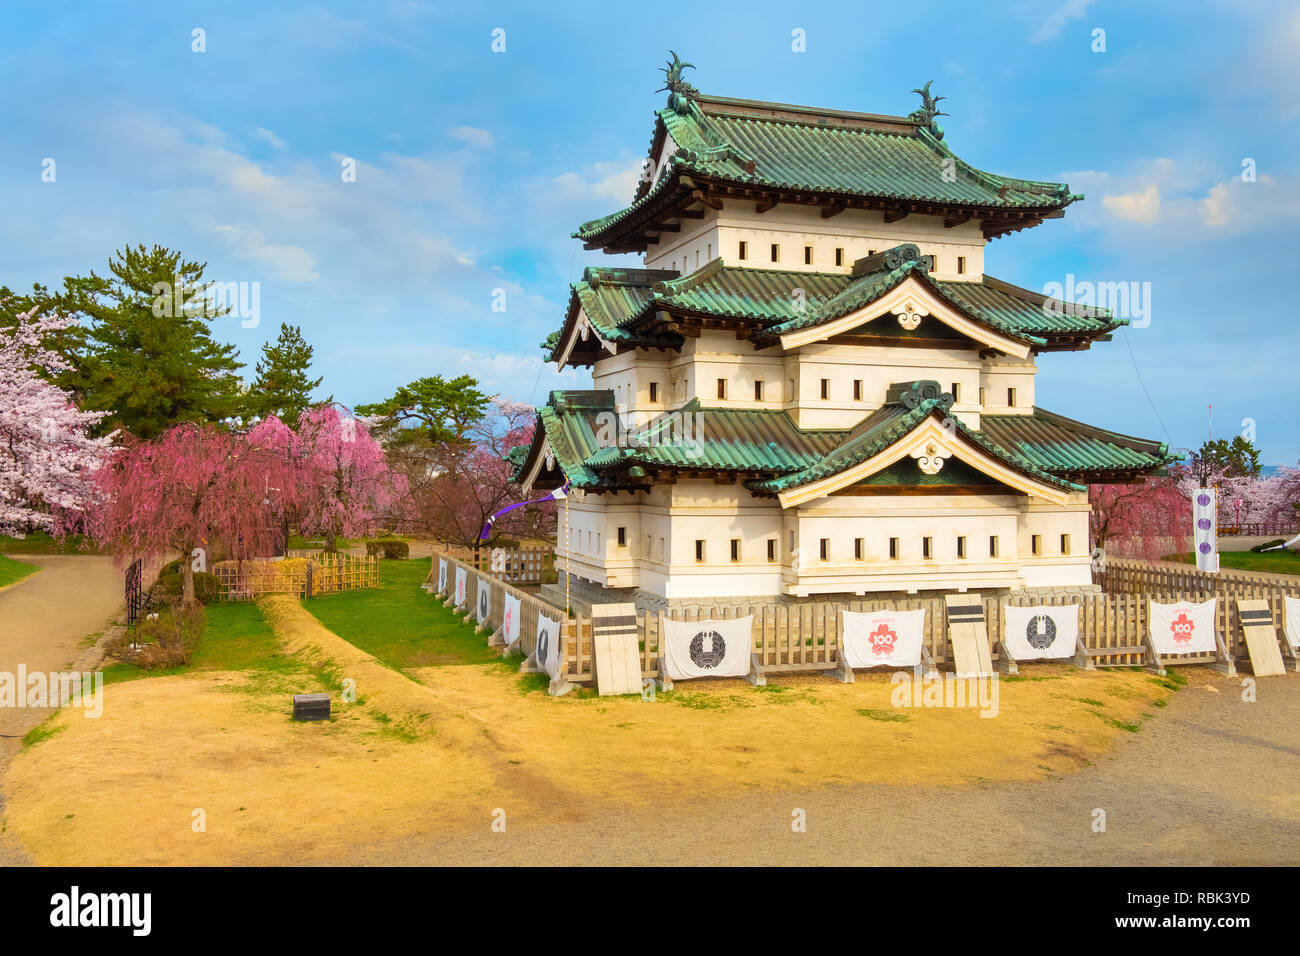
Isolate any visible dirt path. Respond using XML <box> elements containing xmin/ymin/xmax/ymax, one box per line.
<box><xmin>342</xmin><ymin>668</ymin><xmax>1300</xmax><ymax>866</ymax></box>
<box><xmin>0</xmin><ymin>555</ymin><xmax>121</xmax><ymax>864</ymax></box>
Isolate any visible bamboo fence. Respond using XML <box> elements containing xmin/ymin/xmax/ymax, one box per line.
<box><xmin>213</xmin><ymin>554</ymin><xmax>379</xmax><ymax>600</ymax></box>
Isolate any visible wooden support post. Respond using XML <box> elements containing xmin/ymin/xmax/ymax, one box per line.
<box><xmin>1074</xmin><ymin>637</ymin><xmax>1095</xmax><ymax>671</ymax></box>
<box><xmin>995</xmin><ymin>638</ymin><xmax>1019</xmax><ymax>676</ymax></box>
<box><xmin>1144</xmin><ymin>643</ymin><xmax>1166</xmax><ymax>677</ymax></box>
<box><xmin>1210</xmin><ymin>631</ymin><xmax>1237</xmax><ymax>677</ymax></box>
<box><xmin>746</xmin><ymin>652</ymin><xmax>766</xmax><ymax>687</ymax></box>
<box><xmin>655</xmin><ymin>656</ymin><xmax>673</xmax><ymax>693</ymax></box>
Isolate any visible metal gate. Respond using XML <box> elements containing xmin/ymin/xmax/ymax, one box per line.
<box><xmin>125</xmin><ymin>558</ymin><xmax>143</xmax><ymax>626</ymax></box>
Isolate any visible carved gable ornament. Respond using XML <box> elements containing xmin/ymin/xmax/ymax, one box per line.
<box><xmin>894</xmin><ymin>297</ymin><xmax>929</xmax><ymax>331</ymax></box>
<box><xmin>910</xmin><ymin>439</ymin><xmax>948</xmax><ymax>475</ymax></box>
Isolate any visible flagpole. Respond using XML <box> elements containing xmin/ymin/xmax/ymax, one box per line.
<box><xmin>564</xmin><ymin>492</ymin><xmax>571</xmax><ymax>616</ymax></box>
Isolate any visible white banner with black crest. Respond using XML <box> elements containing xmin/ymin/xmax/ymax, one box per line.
<box><xmin>476</xmin><ymin>579</ymin><xmax>491</xmax><ymax>625</ymax></box>
<box><xmin>1149</xmin><ymin>598</ymin><xmax>1217</xmax><ymax>656</ymax></box>
<box><xmin>1003</xmin><ymin>604</ymin><xmax>1078</xmax><ymax>660</ymax></box>
<box><xmin>839</xmin><ymin>609</ymin><xmax>925</xmax><ymax>668</ymax></box>
<box><xmin>502</xmin><ymin>593</ymin><xmax>522</xmax><ymax>646</ymax></box>
<box><xmin>454</xmin><ymin>567</ymin><xmax>467</xmax><ymax>608</ymax></box>
<box><xmin>437</xmin><ymin>557</ymin><xmax>448</xmax><ymax>594</ymax></box>
<box><xmin>535</xmin><ymin>613</ymin><xmax>562</xmax><ymax>678</ymax></box>
<box><xmin>662</xmin><ymin>617</ymin><xmax>753</xmax><ymax>680</ymax></box>
<box><xmin>1285</xmin><ymin>596</ymin><xmax>1300</xmax><ymax>654</ymax></box>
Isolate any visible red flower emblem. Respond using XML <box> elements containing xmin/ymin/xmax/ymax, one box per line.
<box><xmin>1170</xmin><ymin>612</ymin><xmax>1195</xmax><ymax>644</ymax></box>
<box><xmin>869</xmin><ymin>623</ymin><xmax>898</xmax><ymax>657</ymax></box>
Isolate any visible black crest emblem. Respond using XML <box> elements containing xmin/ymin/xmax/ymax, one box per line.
<box><xmin>537</xmin><ymin>629</ymin><xmax>550</xmax><ymax>666</ymax></box>
<box><xmin>689</xmin><ymin>630</ymin><xmax>726</xmax><ymax>669</ymax></box>
<box><xmin>1025</xmin><ymin>614</ymin><xmax>1057</xmax><ymax>650</ymax></box>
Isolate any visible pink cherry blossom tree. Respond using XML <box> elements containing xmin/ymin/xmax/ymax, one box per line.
<box><xmin>91</xmin><ymin>423</ymin><xmax>285</xmax><ymax>604</ymax></box>
<box><xmin>1089</xmin><ymin>474</ymin><xmax>1191</xmax><ymax>563</ymax></box>
<box><xmin>0</xmin><ymin>306</ymin><xmax>113</xmax><ymax>536</ymax></box>
<box><xmin>292</xmin><ymin>405</ymin><xmax>405</xmax><ymax>551</ymax></box>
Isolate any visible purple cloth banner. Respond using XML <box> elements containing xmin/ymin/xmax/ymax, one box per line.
<box><xmin>478</xmin><ymin>483</ymin><xmax>568</xmax><ymax>540</ymax></box>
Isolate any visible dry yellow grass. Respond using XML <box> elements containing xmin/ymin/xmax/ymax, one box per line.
<box><xmin>3</xmin><ymin>600</ymin><xmax>1172</xmax><ymax>865</ymax></box>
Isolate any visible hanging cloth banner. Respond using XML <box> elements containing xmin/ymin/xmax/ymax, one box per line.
<box><xmin>535</xmin><ymin>613</ymin><xmax>563</xmax><ymax>678</ymax></box>
<box><xmin>1193</xmin><ymin>488</ymin><xmax>1219</xmax><ymax>573</ymax></box>
<box><xmin>454</xmin><ymin>567</ymin><xmax>467</xmax><ymax>608</ymax></box>
<box><xmin>662</xmin><ymin>616</ymin><xmax>753</xmax><ymax>680</ymax></box>
<box><xmin>1284</xmin><ymin>596</ymin><xmax>1300</xmax><ymax>654</ymax></box>
<box><xmin>1149</xmin><ymin>598</ymin><xmax>1217</xmax><ymax>656</ymax></box>
<box><xmin>437</xmin><ymin>557</ymin><xmax>448</xmax><ymax>594</ymax></box>
<box><xmin>502</xmin><ymin>593</ymin><xmax>522</xmax><ymax>646</ymax></box>
<box><xmin>479</xmin><ymin>483</ymin><xmax>568</xmax><ymax>541</ymax></box>
<box><xmin>1003</xmin><ymin>604</ymin><xmax>1079</xmax><ymax>661</ymax></box>
<box><xmin>839</xmin><ymin>608</ymin><xmax>926</xmax><ymax>669</ymax></box>
<box><xmin>476</xmin><ymin>578</ymin><xmax>491</xmax><ymax>625</ymax></box>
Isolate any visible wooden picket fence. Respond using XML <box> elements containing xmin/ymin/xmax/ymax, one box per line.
<box><xmin>1096</xmin><ymin>555</ymin><xmax>1300</xmax><ymax>599</ymax></box>
<box><xmin>426</xmin><ymin>552</ymin><xmax>1300</xmax><ymax>688</ymax></box>
<box><xmin>435</xmin><ymin>544</ymin><xmax>551</xmax><ymax>585</ymax></box>
<box><xmin>213</xmin><ymin>554</ymin><xmax>379</xmax><ymax>600</ymax></box>
<box><xmin>426</xmin><ymin>553</ymin><xmax>568</xmax><ymax>665</ymax></box>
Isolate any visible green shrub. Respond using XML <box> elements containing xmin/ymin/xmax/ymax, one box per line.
<box><xmin>1251</xmin><ymin>538</ymin><xmax>1287</xmax><ymax>553</ymax></box>
<box><xmin>108</xmin><ymin>601</ymin><xmax>205</xmax><ymax>669</ymax></box>
<box><xmin>150</xmin><ymin>569</ymin><xmax>223</xmax><ymax>604</ymax></box>
<box><xmin>366</xmin><ymin>539</ymin><xmax>409</xmax><ymax>559</ymax></box>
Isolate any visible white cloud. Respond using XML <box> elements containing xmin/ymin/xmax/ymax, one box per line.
<box><xmin>551</xmin><ymin>160</ymin><xmax>643</xmax><ymax>206</ymax></box>
<box><xmin>251</xmin><ymin>126</ymin><xmax>287</xmax><ymax>151</ymax></box>
<box><xmin>210</xmin><ymin>224</ymin><xmax>318</xmax><ymax>282</ymax></box>
<box><xmin>1103</xmin><ymin>184</ymin><xmax>1161</xmax><ymax>223</ymax></box>
<box><xmin>1028</xmin><ymin>0</ymin><xmax>1095</xmax><ymax>43</ymax></box>
<box><xmin>448</xmin><ymin>126</ymin><xmax>494</xmax><ymax>149</ymax></box>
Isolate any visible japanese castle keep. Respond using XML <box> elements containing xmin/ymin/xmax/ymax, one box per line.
<box><xmin>514</xmin><ymin>58</ymin><xmax>1173</xmax><ymax>611</ymax></box>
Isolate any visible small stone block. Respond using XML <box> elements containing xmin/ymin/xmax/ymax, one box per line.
<box><xmin>293</xmin><ymin>693</ymin><xmax>331</xmax><ymax>721</ymax></box>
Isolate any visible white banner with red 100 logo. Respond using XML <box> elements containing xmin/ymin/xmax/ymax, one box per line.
<box><xmin>839</xmin><ymin>609</ymin><xmax>926</xmax><ymax>669</ymax></box>
<box><xmin>1148</xmin><ymin>598</ymin><xmax>1217</xmax><ymax>655</ymax></box>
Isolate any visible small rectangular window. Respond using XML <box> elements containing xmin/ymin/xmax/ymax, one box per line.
<box><xmin>767</xmin><ymin>539</ymin><xmax>777</xmax><ymax>562</ymax></box>
<box><xmin>770</xmin><ymin>243</ymin><xmax>780</xmax><ymax>262</ymax></box>
<box><xmin>922</xmin><ymin>536</ymin><xmax>933</xmax><ymax>559</ymax></box>
<box><xmin>889</xmin><ymin>537</ymin><xmax>900</xmax><ymax>560</ymax></box>
<box><xmin>819</xmin><ymin>538</ymin><xmax>829</xmax><ymax>561</ymax></box>
<box><xmin>1031</xmin><ymin>534</ymin><xmax>1042</xmax><ymax>556</ymax></box>
<box><xmin>738</xmin><ymin>240</ymin><xmax>748</xmax><ymax>260</ymax></box>
<box><xmin>730</xmin><ymin>538</ymin><xmax>740</xmax><ymax>563</ymax></box>
<box><xmin>853</xmin><ymin>379</ymin><xmax>863</xmax><ymax>401</ymax></box>
<box><xmin>617</xmin><ymin>527</ymin><xmax>626</xmax><ymax>547</ymax></box>
<box><xmin>1060</xmin><ymin>533</ymin><xmax>1071</xmax><ymax>555</ymax></box>
<box><xmin>695</xmin><ymin>539</ymin><xmax>705</xmax><ymax>563</ymax></box>
<box><xmin>717</xmin><ymin>378</ymin><xmax>727</xmax><ymax>400</ymax></box>
<box><xmin>951</xmin><ymin>383</ymin><xmax>960</xmax><ymax>402</ymax></box>
<box><xmin>957</xmin><ymin>536</ymin><xmax>966</xmax><ymax>559</ymax></box>
<box><xmin>834</xmin><ymin>247</ymin><xmax>845</xmax><ymax>266</ymax></box>
<box><xmin>989</xmin><ymin>535</ymin><xmax>999</xmax><ymax>557</ymax></box>
<box><xmin>929</xmin><ymin>256</ymin><xmax>937</xmax><ymax>273</ymax></box>
<box><xmin>979</xmin><ymin>386</ymin><xmax>985</xmax><ymax>406</ymax></box>
<box><xmin>648</xmin><ymin>382</ymin><xmax>659</xmax><ymax>403</ymax></box>
<box><xmin>820</xmin><ymin>378</ymin><xmax>830</xmax><ymax>400</ymax></box>
<box><xmin>854</xmin><ymin>538</ymin><xmax>864</xmax><ymax>560</ymax></box>
<box><xmin>754</xmin><ymin>380</ymin><xmax>764</xmax><ymax>401</ymax></box>
<box><xmin>789</xmin><ymin>530</ymin><xmax>795</xmax><ymax>552</ymax></box>
<box><xmin>707</xmin><ymin>243</ymin><xmax>712</xmax><ymax>259</ymax></box>
<box><xmin>1007</xmin><ymin>387</ymin><xmax>1017</xmax><ymax>407</ymax></box>
<box><xmin>868</xmin><ymin>249</ymin><xmax>876</xmax><ymax>256</ymax></box>
<box><xmin>957</xmin><ymin>255</ymin><xmax>966</xmax><ymax>275</ymax></box>
<box><xmin>804</xmin><ymin>245</ymin><xmax>813</xmax><ymax>265</ymax></box>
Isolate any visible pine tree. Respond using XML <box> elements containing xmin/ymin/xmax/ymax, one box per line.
<box><xmin>250</xmin><ymin>323</ymin><xmax>325</xmax><ymax>425</ymax></box>
<box><xmin>53</xmin><ymin>244</ymin><xmax>247</xmax><ymax>439</ymax></box>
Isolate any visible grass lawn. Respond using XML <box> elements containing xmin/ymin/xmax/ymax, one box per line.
<box><xmin>304</xmin><ymin>556</ymin><xmax>501</xmax><ymax>672</ymax></box>
<box><xmin>0</xmin><ymin>554</ymin><xmax>39</xmax><ymax>589</ymax></box>
<box><xmin>101</xmin><ymin>601</ymin><xmax>294</xmax><ymax>686</ymax></box>
<box><xmin>1167</xmin><ymin>549</ymin><xmax>1300</xmax><ymax>576</ymax></box>
<box><xmin>0</xmin><ymin>532</ymin><xmax>99</xmax><ymax>554</ymax></box>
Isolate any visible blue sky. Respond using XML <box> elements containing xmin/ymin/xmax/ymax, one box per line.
<box><xmin>3</xmin><ymin>1</ymin><xmax>1297</xmax><ymax>463</ymax></box>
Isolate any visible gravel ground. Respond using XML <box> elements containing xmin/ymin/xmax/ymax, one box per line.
<box><xmin>338</xmin><ymin>667</ymin><xmax>1300</xmax><ymax>866</ymax></box>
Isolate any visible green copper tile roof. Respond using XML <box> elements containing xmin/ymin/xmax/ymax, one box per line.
<box><xmin>550</xmin><ymin>266</ymin><xmax>683</xmax><ymax>359</ymax></box>
<box><xmin>549</xmin><ymin>251</ymin><xmax>1118</xmax><ymax>362</ymax></box>
<box><xmin>575</xmin><ymin>94</ymin><xmax>1075</xmax><ymax>243</ymax></box>
<box><xmin>519</xmin><ymin>391</ymin><xmax>1167</xmax><ymax>494</ymax></box>
<box><xmin>978</xmin><ymin>407</ymin><xmax>1174</xmax><ymax>476</ymax></box>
